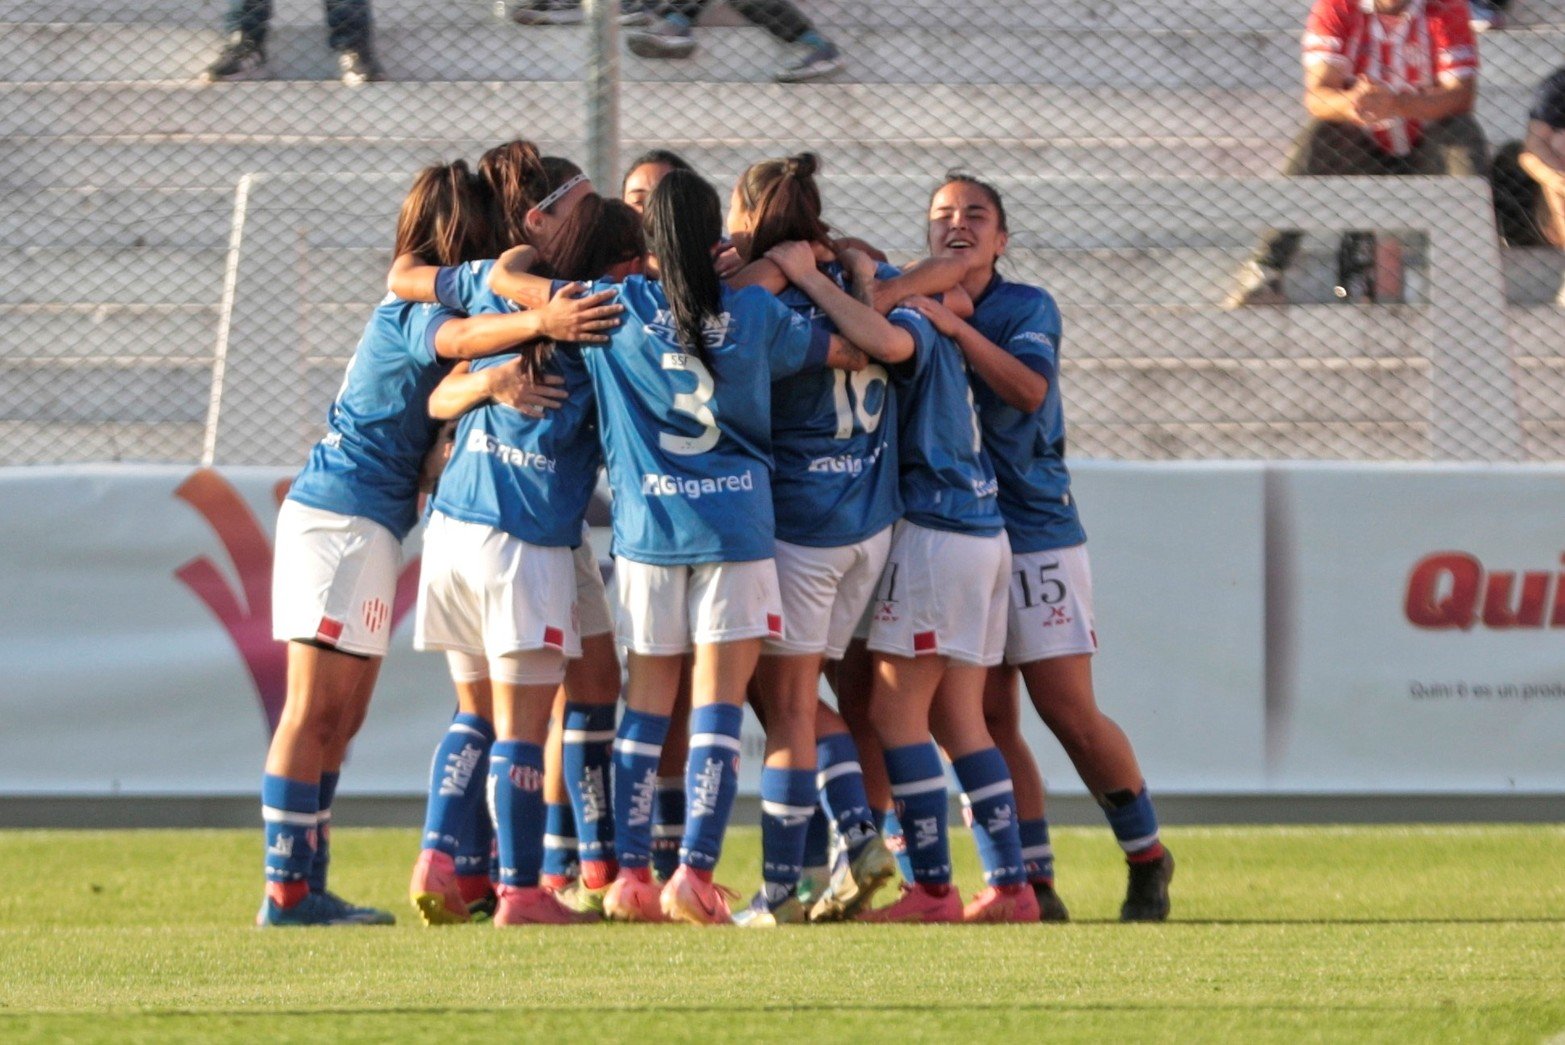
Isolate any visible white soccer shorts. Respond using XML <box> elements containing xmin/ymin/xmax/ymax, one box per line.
<box><xmin>612</xmin><ymin>556</ymin><xmax>783</xmax><ymax>655</ymax></box>
<box><xmin>414</xmin><ymin>512</ymin><xmax>579</xmax><ymax>684</ymax></box>
<box><xmin>573</xmin><ymin>538</ymin><xmax>615</xmax><ymax>639</ymax></box>
<box><xmin>865</xmin><ymin>520</ymin><xmax>1011</xmax><ymax>667</ymax></box>
<box><xmin>764</xmin><ymin>526</ymin><xmax>893</xmax><ymax>659</ymax></box>
<box><xmin>271</xmin><ymin>499</ymin><xmax>403</xmax><ymax>658</ymax></box>
<box><xmin>1004</xmin><ymin>543</ymin><xmax>1099</xmax><ymax>665</ymax></box>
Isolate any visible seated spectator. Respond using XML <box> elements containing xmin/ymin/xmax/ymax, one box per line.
<box><xmin>1492</xmin><ymin>65</ymin><xmax>1565</xmax><ymax>251</ymax></box>
<box><xmin>1227</xmin><ymin>0</ymin><xmax>1486</xmax><ymax>307</ymax></box>
<box><xmin>201</xmin><ymin>0</ymin><xmax>383</xmax><ymax>85</ymax></box>
<box><xmin>625</xmin><ymin>0</ymin><xmax>844</xmax><ymax>83</ymax></box>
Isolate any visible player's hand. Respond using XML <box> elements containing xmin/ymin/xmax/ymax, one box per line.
<box><xmin>903</xmin><ymin>294</ymin><xmax>962</xmax><ymax>336</ymax></box>
<box><xmin>714</xmin><ymin>243</ymin><xmax>745</xmax><ymax>279</ymax></box>
<box><xmin>488</xmin><ymin>359</ymin><xmax>568</xmax><ymax>417</ymax></box>
<box><xmin>764</xmin><ymin>240</ymin><xmax>821</xmax><ymax>282</ymax></box>
<box><xmin>539</xmin><ymin>284</ymin><xmax>624</xmax><ymax>343</ymax></box>
<box><xmin>943</xmin><ymin>284</ymin><xmax>975</xmax><ymax>320</ymax></box>
<box><xmin>1349</xmin><ymin>80</ymin><xmax>1396</xmax><ymax>124</ymax></box>
<box><xmin>498</xmin><ymin>244</ymin><xmax>540</xmax><ymax>275</ymax></box>
<box><xmin>838</xmin><ymin>246</ymin><xmax>878</xmax><ymax>287</ymax></box>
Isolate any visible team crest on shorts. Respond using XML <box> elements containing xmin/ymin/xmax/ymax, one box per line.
<box><xmin>361</xmin><ymin>598</ymin><xmax>389</xmax><ymax>633</ymax></box>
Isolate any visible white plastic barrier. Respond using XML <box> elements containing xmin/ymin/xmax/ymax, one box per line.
<box><xmin>0</xmin><ymin>461</ymin><xmax>1559</xmax><ymax>797</ymax></box>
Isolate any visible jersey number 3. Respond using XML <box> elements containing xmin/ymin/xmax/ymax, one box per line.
<box><xmin>660</xmin><ymin>352</ymin><xmax>720</xmax><ymax>455</ymax></box>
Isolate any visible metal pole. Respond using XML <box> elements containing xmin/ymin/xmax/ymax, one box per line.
<box><xmin>583</xmin><ymin>0</ymin><xmax>621</xmax><ymax>194</ymax></box>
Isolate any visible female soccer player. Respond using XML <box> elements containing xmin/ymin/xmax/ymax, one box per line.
<box><xmin>490</xmin><ymin>170</ymin><xmax>863</xmax><ymax>925</ymax></box>
<box><xmin>779</xmin><ymin>227</ymin><xmax>1040</xmax><ymax>924</ymax></box>
<box><xmin>260</xmin><ymin>161</ymin><xmax>606</xmax><ymax>927</ymax></box>
<box><xmin>912</xmin><ymin>173</ymin><xmax>1174</xmax><ymax>922</ymax></box>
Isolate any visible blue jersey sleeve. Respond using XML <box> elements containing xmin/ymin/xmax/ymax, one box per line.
<box><xmin>435</xmin><ymin>259</ymin><xmax>510</xmax><ymax>315</ymax></box>
<box><xmin>750</xmin><ymin>287</ymin><xmax>830</xmax><ymax>380</ymax></box>
<box><xmin>888</xmin><ymin>305</ymin><xmax>935</xmax><ymax>382</ymax></box>
<box><xmin>1001</xmin><ymin>294</ymin><xmax>1062</xmax><ymax>387</ymax></box>
<box><xmin>404</xmin><ymin>302</ymin><xmax>457</xmax><ymax>366</ymax></box>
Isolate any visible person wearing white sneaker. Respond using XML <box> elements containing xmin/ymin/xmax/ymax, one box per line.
<box><xmin>625</xmin><ymin>0</ymin><xmax>844</xmax><ymax>82</ymax></box>
<box><xmin>201</xmin><ymin>0</ymin><xmax>384</xmax><ymax>83</ymax></box>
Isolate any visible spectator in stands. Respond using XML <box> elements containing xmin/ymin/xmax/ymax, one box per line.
<box><xmin>1226</xmin><ymin>0</ymin><xmax>1486</xmax><ymax>308</ymax></box>
<box><xmin>626</xmin><ymin>0</ymin><xmax>844</xmax><ymax>83</ymax></box>
<box><xmin>1492</xmin><ymin>65</ymin><xmax>1565</xmax><ymax>252</ymax></box>
<box><xmin>201</xmin><ymin>0</ymin><xmax>384</xmax><ymax>84</ymax></box>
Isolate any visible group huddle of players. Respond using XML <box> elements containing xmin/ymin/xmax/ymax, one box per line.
<box><xmin>255</xmin><ymin>140</ymin><xmax>1176</xmax><ymax>928</ymax></box>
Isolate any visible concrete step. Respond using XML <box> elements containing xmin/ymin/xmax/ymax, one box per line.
<box><xmin>5</xmin><ymin>0</ymin><xmax>1565</xmax><ymax>32</ymax></box>
<box><xmin>1069</xmin><ymin>419</ymin><xmax>1432</xmax><ymax>460</ymax></box>
<box><xmin>0</xmin><ymin>303</ymin><xmax>221</xmax><ymax>357</ymax></box>
<box><xmin>0</xmin><ymin>248</ymin><xmax>227</xmax><ymax>304</ymax></box>
<box><xmin>4</xmin><ymin>21</ymin><xmax>1560</xmax><ymax>86</ymax></box>
<box><xmin>0</xmin><ymin>187</ymin><xmax>234</xmax><ymax>249</ymax></box>
<box><xmin>0</xmin><ymin>420</ymin><xmax>205</xmax><ymax>462</ymax></box>
<box><xmin>1</xmin><ymin>359</ymin><xmax>211</xmax><ymax>422</ymax></box>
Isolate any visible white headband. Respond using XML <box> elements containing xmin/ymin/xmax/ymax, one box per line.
<box><xmin>536</xmin><ymin>173</ymin><xmax>588</xmax><ymax>213</ymax></box>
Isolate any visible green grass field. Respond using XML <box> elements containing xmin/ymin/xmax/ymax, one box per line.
<box><xmin>1</xmin><ymin>825</ymin><xmax>1561</xmax><ymax>1042</ymax></box>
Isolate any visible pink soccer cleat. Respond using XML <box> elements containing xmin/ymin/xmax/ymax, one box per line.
<box><xmin>858</xmin><ymin>882</ymin><xmax>963</xmax><ymax>923</ymax></box>
<box><xmin>603</xmin><ymin>869</ymin><xmax>668</xmax><ymax>923</ymax></box>
<box><xmin>409</xmin><ymin>849</ymin><xmax>469</xmax><ymax>926</ymax></box>
<box><xmin>660</xmin><ymin>865</ymin><xmax>739</xmax><ymax>926</ymax></box>
<box><xmin>492</xmin><ymin>884</ymin><xmax>598</xmax><ymax>926</ymax></box>
<box><xmin>962</xmin><ymin>883</ymin><xmax>1042</xmax><ymax>924</ymax></box>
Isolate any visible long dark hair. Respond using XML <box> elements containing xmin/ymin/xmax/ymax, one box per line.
<box><xmin>737</xmin><ymin>152</ymin><xmax>832</xmax><ymax>262</ymax></box>
<box><xmin>477</xmin><ymin>140</ymin><xmax>546</xmax><ymax>249</ymax></box>
<box><xmin>393</xmin><ymin>160</ymin><xmax>495</xmax><ymax>265</ymax></box>
<box><xmin>621</xmin><ymin>148</ymin><xmax>694</xmax><ymax>192</ymax></box>
<box><xmin>644</xmin><ymin>169</ymin><xmax>724</xmax><ymax>361</ymax></box>
<box><xmin>544</xmin><ymin>194</ymin><xmax>646</xmax><ymax>281</ymax></box>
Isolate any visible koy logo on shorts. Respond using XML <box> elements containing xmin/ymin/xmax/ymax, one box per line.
<box><xmin>872</xmin><ymin>562</ymin><xmax>900</xmax><ymax>623</ymax></box>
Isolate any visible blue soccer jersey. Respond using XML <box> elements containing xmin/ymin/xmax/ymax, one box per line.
<box><xmin>286</xmin><ymin>294</ymin><xmax>455</xmax><ymax>540</ymax></box>
<box><xmin>966</xmin><ymin>274</ymin><xmax>1086</xmax><ymax>553</ymax></box>
<box><xmin>581</xmin><ymin>276</ymin><xmax>830</xmax><ymax>565</ymax></box>
<box><xmin>885</xmin><ymin>306</ymin><xmax>1003</xmax><ymax>537</ymax></box>
<box><xmin>429</xmin><ymin>259</ymin><xmax>601</xmax><ymax>547</ymax></box>
<box><xmin>769</xmin><ymin>260</ymin><xmax>904</xmax><ymax>547</ymax></box>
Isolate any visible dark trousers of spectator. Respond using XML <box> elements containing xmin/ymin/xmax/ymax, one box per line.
<box><xmin>662</xmin><ymin>0</ymin><xmax>815</xmax><ymax>43</ymax></box>
<box><xmin>1257</xmin><ymin>115</ymin><xmax>1490</xmax><ymax>272</ymax></box>
<box><xmin>225</xmin><ymin>0</ymin><xmax>373</xmax><ymax>52</ymax></box>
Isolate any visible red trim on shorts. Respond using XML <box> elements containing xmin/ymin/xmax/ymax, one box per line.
<box><xmin>542</xmin><ymin>625</ymin><xmax>565</xmax><ymax>650</ymax></box>
<box><xmin>912</xmin><ymin>630</ymin><xmax>938</xmax><ymax>654</ymax></box>
<box><xmin>315</xmin><ymin>616</ymin><xmax>344</xmax><ymax>644</ymax></box>
<box><xmin>766</xmin><ymin>613</ymin><xmax>783</xmax><ymax>637</ymax></box>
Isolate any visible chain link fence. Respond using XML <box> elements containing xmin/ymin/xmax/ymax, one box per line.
<box><xmin>3</xmin><ymin>0</ymin><xmax>1563</xmax><ymax>466</ymax></box>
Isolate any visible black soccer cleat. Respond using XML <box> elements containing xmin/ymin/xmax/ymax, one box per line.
<box><xmin>1032</xmin><ymin>881</ymin><xmax>1071</xmax><ymax>923</ymax></box>
<box><xmin>1119</xmin><ymin>848</ymin><xmax>1174</xmax><ymax>922</ymax></box>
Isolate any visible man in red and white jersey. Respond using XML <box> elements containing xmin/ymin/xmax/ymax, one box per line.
<box><xmin>1228</xmin><ymin>0</ymin><xmax>1489</xmax><ymax>306</ymax></box>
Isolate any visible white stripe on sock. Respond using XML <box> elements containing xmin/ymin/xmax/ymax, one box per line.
<box><xmin>889</xmin><ymin>775</ymin><xmax>946</xmax><ymax>797</ymax></box>
<box><xmin>651</xmin><ymin>824</ymin><xmax>684</xmax><ymax>838</ymax></box>
<box><xmin>614</xmin><ymin>739</ymin><xmax>662</xmax><ymax>758</ymax></box>
<box><xmin>450</xmin><ymin>723</ymin><xmax>488</xmax><ymax>739</ymax></box>
<box><xmin>543</xmin><ymin>834</ymin><xmax>580</xmax><ymax>850</ymax></box>
<box><xmin>689</xmin><ymin>732</ymin><xmax>742</xmax><ymax>753</ymax></box>
<box><xmin>1118</xmin><ymin>831</ymin><xmax>1160</xmax><ymax>854</ymax></box>
<box><xmin>965</xmin><ymin>780</ymin><xmax>1013</xmax><ymax>804</ymax></box>
<box><xmin>261</xmin><ymin>806</ymin><xmax>317</xmax><ymax>826</ymax></box>
<box><xmin>761</xmin><ymin>800</ymin><xmax>816</xmax><ymax>818</ymax></box>
<box><xmin>816</xmin><ymin>761</ymin><xmax>862</xmax><ymax>788</ymax></box>
<box><xmin>1020</xmin><ymin>843</ymin><xmax>1054</xmax><ymax>860</ymax></box>
<box><xmin>562</xmin><ymin>729</ymin><xmax>616</xmax><ymax>743</ymax></box>
<box><xmin>316</xmin><ymin>809</ymin><xmax>332</xmax><ymax>824</ymax></box>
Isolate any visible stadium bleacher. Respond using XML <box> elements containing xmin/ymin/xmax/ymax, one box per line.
<box><xmin>2</xmin><ymin>0</ymin><xmax>1563</xmax><ymax>464</ymax></box>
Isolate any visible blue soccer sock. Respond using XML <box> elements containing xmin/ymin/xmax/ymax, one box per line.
<box><xmin>1019</xmin><ymin>817</ymin><xmax>1056</xmax><ymax>884</ymax></box>
<box><xmin>650</xmin><ymin>776</ymin><xmax>685</xmax><ymax>881</ymax></box>
<box><xmin>419</xmin><ymin>712</ymin><xmax>494</xmax><ymax>859</ymax></box>
<box><xmin>884</xmin><ymin>742</ymin><xmax>951</xmax><ymax>889</ymax></box>
<box><xmin>802</xmin><ymin>805</ymin><xmax>831</xmax><ymax>871</ymax></box>
<box><xmin>262</xmin><ymin>773</ymin><xmax>319</xmax><ymax>902</ymax></box>
<box><xmin>488</xmin><ymin>740</ymin><xmax>545</xmax><ymax>888</ymax></box>
<box><xmin>307</xmin><ymin>769</ymin><xmax>340</xmax><ymax>893</ymax></box>
<box><xmin>759</xmin><ymin>766</ymin><xmax>816</xmax><ymax>906</ymax></box>
<box><xmin>540</xmin><ymin>801</ymin><xmax>579</xmax><ymax>883</ymax></box>
<box><xmin>563</xmin><ymin>703</ymin><xmax>616</xmax><ymax>867</ymax></box>
<box><xmin>454</xmin><ymin>742</ymin><xmax>493</xmax><ymax>882</ymax></box>
<box><xmin>951</xmin><ymin>748</ymin><xmax>1026</xmax><ymax>887</ymax></box>
<box><xmin>1101</xmin><ymin>786</ymin><xmax>1165</xmax><ymax>862</ymax></box>
<box><xmin>681</xmin><ymin>703</ymin><xmax>744</xmax><ymax>873</ymax></box>
<box><xmin>881</xmin><ymin>808</ymin><xmax>914</xmax><ymax>882</ymax></box>
<box><xmin>816</xmin><ymin>731</ymin><xmax>879</xmax><ymax>860</ymax></box>
<box><xmin>612</xmin><ymin>708</ymin><xmax>670</xmax><ymax>870</ymax></box>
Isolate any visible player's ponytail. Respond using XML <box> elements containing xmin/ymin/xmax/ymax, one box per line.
<box><xmin>393</xmin><ymin>160</ymin><xmax>495</xmax><ymax>267</ymax></box>
<box><xmin>739</xmin><ymin>152</ymin><xmax>832</xmax><ymax>262</ymax></box>
<box><xmin>477</xmin><ymin>140</ymin><xmax>547</xmax><ymax>249</ymax></box>
<box><xmin>543</xmin><ymin>193</ymin><xmax>646</xmax><ymax>283</ymax></box>
<box><xmin>644</xmin><ymin>169</ymin><xmax>724</xmax><ymax>363</ymax></box>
